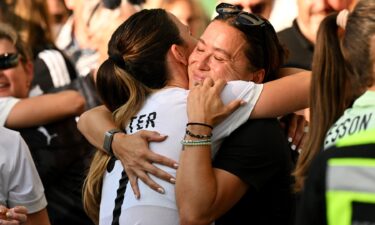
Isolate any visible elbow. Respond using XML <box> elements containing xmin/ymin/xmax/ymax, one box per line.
<box><xmin>70</xmin><ymin>91</ymin><xmax>86</xmax><ymax>115</ymax></box>
<box><xmin>77</xmin><ymin>110</ymin><xmax>87</xmax><ymax>133</ymax></box>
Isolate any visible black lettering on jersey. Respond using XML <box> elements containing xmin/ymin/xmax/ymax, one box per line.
<box><xmin>338</xmin><ymin>118</ymin><xmax>351</xmax><ymax>138</ymax></box>
<box><xmin>348</xmin><ymin>116</ymin><xmax>360</xmax><ymax>135</ymax></box>
<box><xmin>128</xmin><ymin>112</ymin><xmax>158</xmax><ymax>132</ymax></box>
<box><xmin>129</xmin><ymin>117</ymin><xmax>137</xmax><ymax>133</ymax></box>
<box><xmin>136</xmin><ymin>114</ymin><xmax>146</xmax><ymax>130</ymax></box>
<box><xmin>326</xmin><ymin>113</ymin><xmax>373</xmax><ymax>146</ymax></box>
<box><xmin>145</xmin><ymin>112</ymin><xmax>156</xmax><ymax>128</ymax></box>
<box><xmin>360</xmin><ymin>113</ymin><xmax>372</xmax><ymax>131</ymax></box>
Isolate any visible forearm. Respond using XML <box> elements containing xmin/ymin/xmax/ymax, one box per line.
<box><xmin>251</xmin><ymin>71</ymin><xmax>311</xmax><ymax>119</ymax></box>
<box><xmin>177</xmin><ymin>146</ymin><xmax>218</xmax><ymax>225</ymax></box>
<box><xmin>5</xmin><ymin>91</ymin><xmax>85</xmax><ymax>129</ymax></box>
<box><xmin>77</xmin><ymin>105</ymin><xmax>118</xmax><ymax>150</ymax></box>
<box><xmin>27</xmin><ymin>208</ymin><xmax>50</xmax><ymax>225</ymax></box>
<box><xmin>176</xmin><ymin>125</ymin><xmax>218</xmax><ymax>225</ymax></box>
<box><xmin>277</xmin><ymin>67</ymin><xmax>307</xmax><ymax>78</ymax></box>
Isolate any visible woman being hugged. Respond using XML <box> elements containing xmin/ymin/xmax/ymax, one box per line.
<box><xmin>83</xmin><ymin>8</ymin><xmax>309</xmax><ymax>225</ymax></box>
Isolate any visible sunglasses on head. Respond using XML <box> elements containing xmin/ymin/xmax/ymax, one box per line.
<box><xmin>216</xmin><ymin>3</ymin><xmax>268</xmax><ymax>28</ymax></box>
<box><xmin>0</xmin><ymin>53</ymin><xmax>20</xmax><ymax>70</ymax></box>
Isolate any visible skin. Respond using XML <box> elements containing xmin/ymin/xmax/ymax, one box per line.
<box><xmin>218</xmin><ymin>0</ymin><xmax>275</xmax><ymax>18</ymax></box>
<box><xmin>0</xmin><ymin>39</ymin><xmax>33</xmax><ymax>98</ymax></box>
<box><xmin>188</xmin><ymin>20</ymin><xmax>263</xmax><ymax>88</ymax></box>
<box><xmin>296</xmin><ymin>0</ymin><xmax>356</xmax><ymax>43</ymax></box>
<box><xmin>87</xmin><ymin>1</ymin><xmax>139</xmax><ymax>65</ymax></box>
<box><xmin>78</xmin><ymin>11</ymin><xmax>310</xmax><ymax>198</ymax></box>
<box><xmin>0</xmin><ymin>37</ymin><xmax>84</xmax><ymax>128</ymax></box>
<box><xmin>166</xmin><ymin>0</ymin><xmax>194</xmax><ymax>27</ymax></box>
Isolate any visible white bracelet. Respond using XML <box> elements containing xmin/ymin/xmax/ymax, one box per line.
<box><xmin>181</xmin><ymin>139</ymin><xmax>211</xmax><ymax>147</ymax></box>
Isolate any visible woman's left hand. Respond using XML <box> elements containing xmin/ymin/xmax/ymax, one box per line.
<box><xmin>0</xmin><ymin>205</ymin><xmax>27</xmax><ymax>225</ymax></box>
<box><xmin>187</xmin><ymin>78</ymin><xmax>244</xmax><ymax>126</ymax></box>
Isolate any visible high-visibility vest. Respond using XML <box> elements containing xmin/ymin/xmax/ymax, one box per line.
<box><xmin>326</xmin><ymin>129</ymin><xmax>375</xmax><ymax>225</ymax></box>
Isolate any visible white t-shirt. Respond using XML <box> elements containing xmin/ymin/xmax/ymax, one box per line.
<box><xmin>0</xmin><ymin>97</ymin><xmax>20</xmax><ymax>126</ymax></box>
<box><xmin>0</xmin><ymin>127</ymin><xmax>47</xmax><ymax>213</ymax></box>
<box><xmin>99</xmin><ymin>81</ymin><xmax>263</xmax><ymax>225</ymax></box>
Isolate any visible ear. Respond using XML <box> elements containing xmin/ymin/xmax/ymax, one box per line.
<box><xmin>22</xmin><ymin>61</ymin><xmax>34</xmax><ymax>86</ymax></box>
<box><xmin>170</xmin><ymin>44</ymin><xmax>188</xmax><ymax>66</ymax></box>
<box><xmin>251</xmin><ymin>69</ymin><xmax>265</xmax><ymax>84</ymax></box>
<box><xmin>64</xmin><ymin>0</ymin><xmax>75</xmax><ymax>10</ymax></box>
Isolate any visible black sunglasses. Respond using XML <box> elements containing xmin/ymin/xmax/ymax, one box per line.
<box><xmin>0</xmin><ymin>53</ymin><xmax>20</xmax><ymax>70</ymax></box>
<box><xmin>216</xmin><ymin>3</ymin><xmax>268</xmax><ymax>28</ymax></box>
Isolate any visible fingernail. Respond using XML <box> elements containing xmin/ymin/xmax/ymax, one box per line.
<box><xmin>160</xmin><ymin>134</ymin><xmax>168</xmax><ymax>137</ymax></box>
<box><xmin>6</xmin><ymin>211</ymin><xmax>12</xmax><ymax>218</ymax></box>
<box><xmin>173</xmin><ymin>163</ymin><xmax>179</xmax><ymax>169</ymax></box>
<box><xmin>288</xmin><ymin>137</ymin><xmax>293</xmax><ymax>143</ymax></box>
<box><xmin>298</xmin><ymin>149</ymin><xmax>302</xmax><ymax>154</ymax></box>
<box><xmin>170</xmin><ymin>178</ymin><xmax>176</xmax><ymax>184</ymax></box>
<box><xmin>304</xmin><ymin>126</ymin><xmax>309</xmax><ymax>133</ymax></box>
<box><xmin>291</xmin><ymin>144</ymin><xmax>296</xmax><ymax>150</ymax></box>
<box><xmin>240</xmin><ymin>100</ymin><xmax>247</xmax><ymax>105</ymax></box>
<box><xmin>157</xmin><ymin>187</ymin><xmax>165</xmax><ymax>194</ymax></box>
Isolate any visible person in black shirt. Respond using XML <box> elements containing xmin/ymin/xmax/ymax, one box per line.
<box><xmin>213</xmin><ymin>119</ymin><xmax>293</xmax><ymax>225</ymax></box>
<box><xmin>277</xmin><ymin>0</ymin><xmax>357</xmax><ymax>70</ymax></box>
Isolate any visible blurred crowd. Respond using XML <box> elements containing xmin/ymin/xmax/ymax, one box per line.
<box><xmin>0</xmin><ymin>0</ymin><xmax>374</xmax><ymax>225</ymax></box>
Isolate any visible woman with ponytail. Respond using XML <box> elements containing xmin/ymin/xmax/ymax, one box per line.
<box><xmin>295</xmin><ymin>1</ymin><xmax>375</xmax><ymax>224</ymax></box>
<box><xmin>82</xmin><ymin>7</ymin><xmax>311</xmax><ymax>225</ymax></box>
<box><xmin>295</xmin><ymin>0</ymin><xmax>375</xmax><ymax>193</ymax></box>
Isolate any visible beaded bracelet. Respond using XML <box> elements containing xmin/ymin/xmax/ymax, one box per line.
<box><xmin>181</xmin><ymin>138</ymin><xmax>212</xmax><ymax>147</ymax></box>
<box><xmin>185</xmin><ymin>129</ymin><xmax>213</xmax><ymax>139</ymax></box>
<box><xmin>186</xmin><ymin>122</ymin><xmax>213</xmax><ymax>130</ymax></box>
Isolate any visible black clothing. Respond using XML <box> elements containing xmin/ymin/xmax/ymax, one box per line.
<box><xmin>213</xmin><ymin>119</ymin><xmax>294</xmax><ymax>225</ymax></box>
<box><xmin>32</xmin><ymin>47</ymin><xmax>78</xmax><ymax>93</ymax></box>
<box><xmin>277</xmin><ymin>20</ymin><xmax>314</xmax><ymax>70</ymax></box>
<box><xmin>18</xmin><ymin>118</ymin><xmax>95</xmax><ymax>225</ymax></box>
<box><xmin>296</xmin><ymin>142</ymin><xmax>375</xmax><ymax>225</ymax></box>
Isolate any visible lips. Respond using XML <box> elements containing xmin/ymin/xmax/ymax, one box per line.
<box><xmin>0</xmin><ymin>82</ymin><xmax>10</xmax><ymax>89</ymax></box>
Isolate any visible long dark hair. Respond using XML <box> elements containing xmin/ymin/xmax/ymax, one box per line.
<box><xmin>83</xmin><ymin>9</ymin><xmax>183</xmax><ymax>224</ymax></box>
<box><xmin>294</xmin><ymin>0</ymin><xmax>375</xmax><ymax>192</ymax></box>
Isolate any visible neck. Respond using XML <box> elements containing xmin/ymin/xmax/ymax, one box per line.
<box><xmin>368</xmin><ymin>84</ymin><xmax>375</xmax><ymax>91</ymax></box>
<box><xmin>296</xmin><ymin>18</ymin><xmax>316</xmax><ymax>44</ymax></box>
<box><xmin>166</xmin><ymin>61</ymin><xmax>189</xmax><ymax>90</ymax></box>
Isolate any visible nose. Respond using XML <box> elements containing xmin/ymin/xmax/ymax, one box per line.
<box><xmin>313</xmin><ymin>0</ymin><xmax>331</xmax><ymax>12</ymax></box>
<box><xmin>197</xmin><ymin>54</ymin><xmax>210</xmax><ymax>71</ymax></box>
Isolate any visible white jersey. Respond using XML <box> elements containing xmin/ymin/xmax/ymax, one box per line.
<box><xmin>99</xmin><ymin>81</ymin><xmax>263</xmax><ymax>225</ymax></box>
<box><xmin>0</xmin><ymin>97</ymin><xmax>19</xmax><ymax>126</ymax></box>
<box><xmin>0</xmin><ymin>127</ymin><xmax>47</xmax><ymax>213</ymax></box>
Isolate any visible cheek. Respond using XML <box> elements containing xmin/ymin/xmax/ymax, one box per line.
<box><xmin>209</xmin><ymin>64</ymin><xmax>232</xmax><ymax>81</ymax></box>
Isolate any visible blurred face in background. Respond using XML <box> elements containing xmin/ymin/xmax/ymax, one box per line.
<box><xmin>297</xmin><ymin>0</ymin><xmax>356</xmax><ymax>43</ymax></box>
<box><xmin>163</xmin><ymin>0</ymin><xmax>209</xmax><ymax>38</ymax></box>
<box><xmin>86</xmin><ymin>1</ymin><xmax>139</xmax><ymax>64</ymax></box>
<box><xmin>0</xmin><ymin>38</ymin><xmax>33</xmax><ymax>98</ymax></box>
<box><xmin>219</xmin><ymin>0</ymin><xmax>275</xmax><ymax>18</ymax></box>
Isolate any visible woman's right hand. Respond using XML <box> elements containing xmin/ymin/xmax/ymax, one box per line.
<box><xmin>187</xmin><ymin>78</ymin><xmax>243</xmax><ymax>126</ymax></box>
<box><xmin>112</xmin><ymin>130</ymin><xmax>178</xmax><ymax>198</ymax></box>
<box><xmin>0</xmin><ymin>205</ymin><xmax>27</xmax><ymax>225</ymax></box>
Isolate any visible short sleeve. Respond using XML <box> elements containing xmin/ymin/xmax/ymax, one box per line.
<box><xmin>7</xmin><ymin>135</ymin><xmax>47</xmax><ymax>213</ymax></box>
<box><xmin>211</xmin><ymin>81</ymin><xmax>263</xmax><ymax>154</ymax></box>
<box><xmin>0</xmin><ymin>97</ymin><xmax>20</xmax><ymax>126</ymax></box>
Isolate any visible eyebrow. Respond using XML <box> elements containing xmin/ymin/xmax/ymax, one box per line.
<box><xmin>198</xmin><ymin>38</ymin><xmax>232</xmax><ymax>58</ymax></box>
